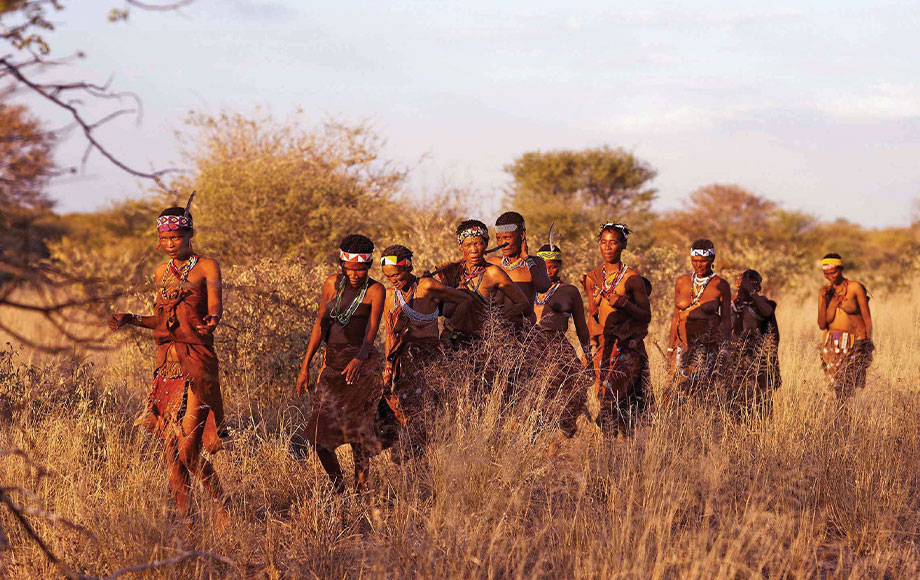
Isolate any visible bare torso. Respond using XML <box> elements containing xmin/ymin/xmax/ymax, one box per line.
<box><xmin>383</xmin><ymin>282</ymin><xmax>440</xmax><ymax>341</ymax></box>
<box><xmin>675</xmin><ymin>273</ymin><xmax>723</xmax><ymax>320</ymax></box>
<box><xmin>587</xmin><ymin>264</ymin><xmax>645</xmax><ymax>338</ymax></box>
<box><xmin>824</xmin><ymin>280</ymin><xmax>869</xmax><ymax>339</ymax></box>
<box><xmin>488</xmin><ymin>255</ymin><xmax>536</xmax><ymax>303</ymax></box>
<box><xmin>155</xmin><ymin>257</ymin><xmax>214</xmax><ymax>362</ymax></box>
<box><xmin>536</xmin><ymin>282</ymin><xmax>579</xmax><ymax>332</ymax></box>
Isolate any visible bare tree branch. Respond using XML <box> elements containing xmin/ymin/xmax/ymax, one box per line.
<box><xmin>0</xmin><ymin>489</ymin><xmax>87</xmax><ymax>580</ymax></box>
<box><xmin>0</xmin><ymin>57</ymin><xmax>174</xmax><ymax>187</ymax></box>
<box><xmin>0</xmin><ymin>448</ymin><xmax>47</xmax><ymax>477</ymax></box>
<box><xmin>0</xmin><ymin>487</ymin><xmax>97</xmax><ymax>539</ymax></box>
<box><xmin>103</xmin><ymin>550</ymin><xmax>234</xmax><ymax>579</ymax></box>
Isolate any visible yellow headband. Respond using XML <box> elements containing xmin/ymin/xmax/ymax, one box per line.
<box><xmin>536</xmin><ymin>250</ymin><xmax>562</xmax><ymax>261</ymax></box>
<box><xmin>821</xmin><ymin>257</ymin><xmax>843</xmax><ymax>269</ymax></box>
<box><xmin>381</xmin><ymin>255</ymin><xmax>411</xmax><ymax>267</ymax></box>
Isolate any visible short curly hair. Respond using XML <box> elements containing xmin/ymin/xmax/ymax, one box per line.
<box><xmin>339</xmin><ymin>234</ymin><xmax>374</xmax><ymax>254</ymax></box>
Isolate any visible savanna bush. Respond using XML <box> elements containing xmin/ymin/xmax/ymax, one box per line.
<box><xmin>172</xmin><ymin>111</ymin><xmax>409</xmax><ymax>264</ymax></box>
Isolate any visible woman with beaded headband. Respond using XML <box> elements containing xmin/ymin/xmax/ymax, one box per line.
<box><xmin>529</xmin><ymin>243</ymin><xmax>593</xmax><ymax>451</ymax></box>
<box><xmin>294</xmin><ymin>234</ymin><xmax>386</xmax><ymax>492</ymax></box>
<box><xmin>581</xmin><ymin>222</ymin><xmax>652</xmax><ymax>435</ymax></box>
<box><xmin>816</xmin><ymin>253</ymin><xmax>873</xmax><ymax>398</ymax></box>
<box><xmin>109</xmin><ymin>198</ymin><xmax>226</xmax><ymax>519</ymax></box>
<box><xmin>435</xmin><ymin>219</ymin><xmax>534</xmax><ymax>347</ymax></box>
<box><xmin>667</xmin><ymin>238</ymin><xmax>732</xmax><ymax>392</ymax></box>
<box><xmin>376</xmin><ymin>244</ymin><xmax>475</xmax><ymax>458</ymax></box>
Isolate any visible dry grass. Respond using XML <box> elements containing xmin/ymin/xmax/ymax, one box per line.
<box><xmin>2</xmin><ymin>285</ymin><xmax>920</xmax><ymax>579</ymax></box>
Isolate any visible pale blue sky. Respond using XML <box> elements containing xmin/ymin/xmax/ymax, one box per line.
<box><xmin>24</xmin><ymin>0</ymin><xmax>920</xmax><ymax>226</ymax></box>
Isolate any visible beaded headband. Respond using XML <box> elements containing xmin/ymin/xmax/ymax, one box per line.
<box><xmin>156</xmin><ymin>191</ymin><xmax>195</xmax><ymax>232</ymax></box>
<box><xmin>690</xmin><ymin>248</ymin><xmax>715</xmax><ymax>258</ymax></box>
<box><xmin>821</xmin><ymin>257</ymin><xmax>843</xmax><ymax>270</ymax></box>
<box><xmin>495</xmin><ymin>223</ymin><xmax>524</xmax><ymax>234</ymax></box>
<box><xmin>536</xmin><ymin>246</ymin><xmax>562</xmax><ymax>261</ymax></box>
<box><xmin>156</xmin><ymin>215</ymin><xmax>192</xmax><ymax>232</ymax></box>
<box><xmin>340</xmin><ymin>251</ymin><xmax>373</xmax><ymax>263</ymax></box>
<box><xmin>381</xmin><ymin>255</ymin><xmax>412</xmax><ymax>267</ymax></box>
<box><xmin>600</xmin><ymin>222</ymin><xmax>631</xmax><ymax>242</ymax></box>
<box><xmin>457</xmin><ymin>225</ymin><xmax>489</xmax><ymax>245</ymax></box>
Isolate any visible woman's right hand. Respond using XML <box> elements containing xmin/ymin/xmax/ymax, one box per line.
<box><xmin>109</xmin><ymin>313</ymin><xmax>131</xmax><ymax>331</ymax></box>
<box><xmin>295</xmin><ymin>361</ymin><xmax>312</xmax><ymax>396</ymax></box>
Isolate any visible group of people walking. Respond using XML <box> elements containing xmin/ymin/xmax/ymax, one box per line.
<box><xmin>108</xmin><ymin>199</ymin><xmax>874</xmax><ymax>517</ymax></box>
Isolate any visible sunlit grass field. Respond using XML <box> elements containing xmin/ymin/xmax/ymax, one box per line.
<box><xmin>2</xmin><ymin>286</ymin><xmax>920</xmax><ymax>579</ymax></box>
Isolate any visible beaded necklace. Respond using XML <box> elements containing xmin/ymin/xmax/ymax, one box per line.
<box><xmin>536</xmin><ymin>280</ymin><xmax>561</xmax><ymax>306</ymax></box>
<box><xmin>460</xmin><ymin>263</ymin><xmax>488</xmax><ymax>290</ymax></box>
<box><xmin>394</xmin><ymin>281</ymin><xmax>439</xmax><ymax>324</ymax></box>
<box><xmin>601</xmin><ymin>262</ymin><xmax>628</xmax><ymax>296</ymax></box>
<box><xmin>690</xmin><ymin>273</ymin><xmax>715</xmax><ymax>306</ymax></box>
<box><xmin>833</xmin><ymin>279</ymin><xmax>849</xmax><ymax>301</ymax></box>
<box><xmin>159</xmin><ymin>254</ymin><xmax>199</xmax><ymax>300</ymax></box>
<box><xmin>330</xmin><ymin>275</ymin><xmax>370</xmax><ymax>326</ymax></box>
<box><xmin>501</xmin><ymin>256</ymin><xmax>527</xmax><ymax>271</ymax></box>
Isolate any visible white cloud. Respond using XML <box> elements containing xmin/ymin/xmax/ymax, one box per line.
<box><xmin>608</xmin><ymin>105</ymin><xmax>742</xmax><ymax>133</ymax></box>
<box><xmin>823</xmin><ymin>84</ymin><xmax>920</xmax><ymax>121</ymax></box>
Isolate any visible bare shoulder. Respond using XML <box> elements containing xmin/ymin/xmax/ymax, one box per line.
<box><xmin>624</xmin><ymin>270</ymin><xmax>644</xmax><ymax>288</ymax></box>
<box><xmin>850</xmin><ymin>280</ymin><xmax>868</xmax><ymax>296</ymax></box>
<box><xmin>154</xmin><ymin>262</ymin><xmax>168</xmax><ymax>279</ymax></box>
<box><xmin>675</xmin><ymin>273</ymin><xmax>691</xmax><ymax>287</ymax></box>
<box><xmin>485</xmin><ymin>263</ymin><xmax>510</xmax><ymax>280</ymax></box>
<box><xmin>715</xmin><ymin>276</ymin><xmax>731</xmax><ymax>293</ymax></box>
<box><xmin>322</xmin><ymin>273</ymin><xmax>340</xmax><ymax>292</ymax></box>
<box><xmin>196</xmin><ymin>257</ymin><xmax>221</xmax><ymax>276</ymax></box>
<box><xmin>486</xmin><ymin>256</ymin><xmax>502</xmax><ymax>266</ymax></box>
<box><xmin>559</xmin><ymin>283</ymin><xmax>583</xmax><ymax>301</ymax></box>
<box><xmin>368</xmin><ymin>280</ymin><xmax>387</xmax><ymax>298</ymax></box>
<box><xmin>419</xmin><ymin>276</ymin><xmax>444</xmax><ymax>292</ymax></box>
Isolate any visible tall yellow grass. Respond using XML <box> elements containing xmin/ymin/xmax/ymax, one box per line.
<box><xmin>2</xmin><ymin>286</ymin><xmax>919</xmax><ymax>579</ymax></box>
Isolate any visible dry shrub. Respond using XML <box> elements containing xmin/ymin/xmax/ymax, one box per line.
<box><xmin>173</xmin><ymin>110</ymin><xmax>409</xmax><ymax>264</ymax></box>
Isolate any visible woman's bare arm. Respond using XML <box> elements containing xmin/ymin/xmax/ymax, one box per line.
<box><xmin>621</xmin><ymin>274</ymin><xmax>652</xmax><ymax>324</ymax></box>
<box><xmin>296</xmin><ymin>274</ymin><xmax>337</xmax><ymax>394</ymax></box>
<box><xmin>718</xmin><ymin>279</ymin><xmax>732</xmax><ymax>342</ymax></box>
<box><xmin>526</xmin><ymin>255</ymin><xmax>552</xmax><ymax>293</ymax></box>
<box><xmin>420</xmin><ymin>277</ymin><xmax>475</xmax><ymax>309</ymax></box>
<box><xmin>488</xmin><ymin>267</ymin><xmax>535</xmax><ymax>321</ymax></box>
<box><xmin>342</xmin><ymin>282</ymin><xmax>386</xmax><ymax>384</ymax></box>
<box><xmin>194</xmin><ymin>258</ymin><xmax>223</xmax><ymax>335</ymax></box>
<box><xmin>109</xmin><ymin>263</ymin><xmax>166</xmax><ymax>331</ymax></box>
<box><xmin>568</xmin><ymin>286</ymin><xmax>591</xmax><ymax>353</ymax></box>
<box><xmin>856</xmin><ymin>283</ymin><xmax>872</xmax><ymax>339</ymax></box>
<box><xmin>668</xmin><ymin>279</ymin><xmax>682</xmax><ymax>351</ymax></box>
<box><xmin>749</xmin><ymin>292</ymin><xmax>775</xmax><ymax>318</ymax></box>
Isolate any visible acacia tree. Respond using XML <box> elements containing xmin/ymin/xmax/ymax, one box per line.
<box><xmin>504</xmin><ymin>146</ymin><xmax>657</xmax><ymax>249</ymax></box>
<box><xmin>659</xmin><ymin>183</ymin><xmax>817</xmax><ymax>290</ymax></box>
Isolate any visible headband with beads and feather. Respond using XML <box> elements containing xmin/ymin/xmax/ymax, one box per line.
<box><xmin>156</xmin><ymin>192</ymin><xmax>196</xmax><ymax>232</ymax></box>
